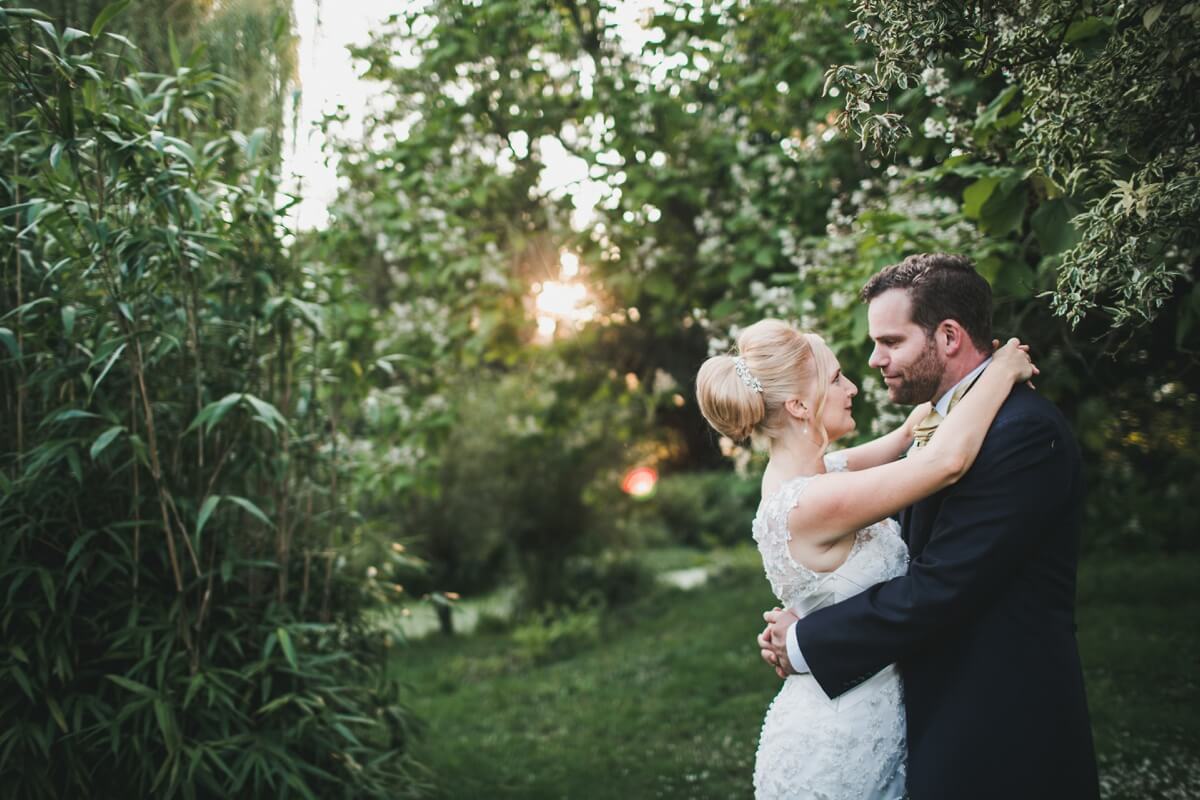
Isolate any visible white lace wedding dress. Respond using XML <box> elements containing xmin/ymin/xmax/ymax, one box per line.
<box><xmin>751</xmin><ymin>452</ymin><xmax>909</xmax><ymax>800</ymax></box>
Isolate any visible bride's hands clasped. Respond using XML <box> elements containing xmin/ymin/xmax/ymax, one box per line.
<box><xmin>991</xmin><ymin>337</ymin><xmax>1038</xmax><ymax>389</ymax></box>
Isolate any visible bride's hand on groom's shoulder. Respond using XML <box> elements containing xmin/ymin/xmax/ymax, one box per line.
<box><xmin>992</xmin><ymin>337</ymin><xmax>1039</xmax><ymax>389</ymax></box>
<box><xmin>758</xmin><ymin>607</ymin><xmax>799</xmax><ymax>679</ymax></box>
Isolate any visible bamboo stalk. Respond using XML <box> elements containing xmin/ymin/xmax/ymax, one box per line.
<box><xmin>300</xmin><ymin>549</ymin><xmax>311</xmax><ymax>617</ymax></box>
<box><xmin>10</xmin><ymin>94</ymin><xmax>25</xmax><ymax>472</ymax></box>
<box><xmin>131</xmin><ymin>380</ymin><xmax>140</xmax><ymax>593</ymax></box>
<box><xmin>127</xmin><ymin>336</ymin><xmax>185</xmax><ymax>592</ymax></box>
<box><xmin>320</xmin><ymin>551</ymin><xmax>334</xmax><ymax>622</ymax></box>
<box><xmin>276</xmin><ymin>318</ymin><xmax>292</xmax><ymax>604</ymax></box>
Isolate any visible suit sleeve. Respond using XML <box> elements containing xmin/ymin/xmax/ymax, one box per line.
<box><xmin>793</xmin><ymin>412</ymin><xmax>1074</xmax><ymax>699</ymax></box>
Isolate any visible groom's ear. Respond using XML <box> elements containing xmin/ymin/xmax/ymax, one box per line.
<box><xmin>936</xmin><ymin>320</ymin><xmax>968</xmax><ymax>356</ymax></box>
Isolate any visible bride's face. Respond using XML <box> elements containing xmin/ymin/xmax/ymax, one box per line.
<box><xmin>811</xmin><ymin>337</ymin><xmax>858</xmax><ymax>441</ymax></box>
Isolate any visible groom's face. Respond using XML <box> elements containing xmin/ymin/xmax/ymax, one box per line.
<box><xmin>866</xmin><ymin>289</ymin><xmax>945</xmax><ymax>405</ymax></box>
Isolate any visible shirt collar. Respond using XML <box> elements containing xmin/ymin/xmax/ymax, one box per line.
<box><xmin>933</xmin><ymin>357</ymin><xmax>992</xmax><ymax>417</ymax></box>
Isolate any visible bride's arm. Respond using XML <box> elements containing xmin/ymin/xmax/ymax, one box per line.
<box><xmin>789</xmin><ymin>340</ymin><xmax>1035</xmax><ymax>546</ymax></box>
<box><xmin>837</xmin><ymin>402</ymin><xmax>931</xmax><ymax>472</ymax></box>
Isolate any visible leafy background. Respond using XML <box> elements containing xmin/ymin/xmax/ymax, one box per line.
<box><xmin>1</xmin><ymin>0</ymin><xmax>1197</xmax><ymax>797</ymax></box>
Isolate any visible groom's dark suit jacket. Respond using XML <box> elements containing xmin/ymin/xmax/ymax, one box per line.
<box><xmin>793</xmin><ymin>385</ymin><xmax>1099</xmax><ymax>799</ymax></box>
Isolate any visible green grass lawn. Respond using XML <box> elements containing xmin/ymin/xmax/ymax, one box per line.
<box><xmin>390</xmin><ymin>552</ymin><xmax>1200</xmax><ymax>799</ymax></box>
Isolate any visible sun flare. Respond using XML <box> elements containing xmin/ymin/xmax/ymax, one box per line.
<box><xmin>532</xmin><ymin>251</ymin><xmax>596</xmax><ymax>340</ymax></box>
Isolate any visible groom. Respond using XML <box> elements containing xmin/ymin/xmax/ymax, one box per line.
<box><xmin>759</xmin><ymin>254</ymin><xmax>1098</xmax><ymax>799</ymax></box>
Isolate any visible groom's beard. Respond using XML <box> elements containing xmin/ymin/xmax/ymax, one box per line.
<box><xmin>887</xmin><ymin>336</ymin><xmax>944</xmax><ymax>405</ymax></box>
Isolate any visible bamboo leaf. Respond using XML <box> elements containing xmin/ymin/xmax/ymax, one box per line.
<box><xmin>1</xmin><ymin>8</ymin><xmax>53</xmax><ymax>20</ymax></box>
<box><xmin>228</xmin><ymin>496</ymin><xmax>271</xmax><ymax>527</ymax></box>
<box><xmin>185</xmin><ymin>392</ymin><xmax>242</xmax><ymax>435</ymax></box>
<box><xmin>283</xmin><ymin>771</ymin><xmax>319</xmax><ymax>800</ymax></box>
<box><xmin>10</xmin><ymin>665</ymin><xmax>35</xmax><ymax>700</ymax></box>
<box><xmin>90</xmin><ymin>425</ymin><xmax>124</xmax><ymax>460</ymax></box>
<box><xmin>0</xmin><ymin>328</ymin><xmax>17</xmax><ymax>359</ymax></box>
<box><xmin>61</xmin><ymin>305</ymin><xmax>76</xmax><ymax>337</ymax></box>
<box><xmin>1</xmin><ymin>297</ymin><xmax>54</xmax><ymax>321</ymax></box>
<box><xmin>41</xmin><ymin>409</ymin><xmax>100</xmax><ymax>427</ymax></box>
<box><xmin>91</xmin><ymin>0</ymin><xmax>132</xmax><ymax>38</ymax></box>
<box><xmin>153</xmin><ymin>699</ymin><xmax>178</xmax><ymax>751</ymax></box>
<box><xmin>33</xmin><ymin>19</ymin><xmax>58</xmax><ymax>42</ymax></box>
<box><xmin>245</xmin><ymin>128</ymin><xmax>267</xmax><ymax>161</ymax></box>
<box><xmin>256</xmin><ymin>692</ymin><xmax>296</xmax><ymax>715</ymax></box>
<box><xmin>242</xmin><ymin>394</ymin><xmax>286</xmax><ymax>434</ymax></box>
<box><xmin>0</xmin><ymin>200</ymin><xmax>40</xmax><ymax>216</ymax></box>
<box><xmin>46</xmin><ymin>697</ymin><xmax>68</xmax><ymax>733</ymax></box>
<box><xmin>162</xmin><ymin>136</ymin><xmax>197</xmax><ymax>167</ymax></box>
<box><xmin>183</xmin><ymin>674</ymin><xmax>204</xmax><ymax>709</ymax></box>
<box><xmin>107</xmin><ymin>674</ymin><xmax>157</xmax><ymax>697</ymax></box>
<box><xmin>276</xmin><ymin>627</ymin><xmax>298</xmax><ymax>669</ymax></box>
<box><xmin>38</xmin><ymin>569</ymin><xmax>55</xmax><ymax>612</ymax></box>
<box><xmin>104</xmin><ymin>32</ymin><xmax>138</xmax><ymax>50</ymax></box>
<box><xmin>62</xmin><ymin>27</ymin><xmax>90</xmax><ymax>45</ymax></box>
<box><xmin>167</xmin><ymin>25</ymin><xmax>181</xmax><ymax>69</ymax></box>
<box><xmin>66</xmin><ymin>447</ymin><xmax>82</xmax><ymax>484</ymax></box>
<box><xmin>89</xmin><ymin>342</ymin><xmax>126</xmax><ymax>401</ymax></box>
<box><xmin>66</xmin><ymin>531</ymin><xmax>99</xmax><ymax>565</ymax></box>
<box><xmin>196</xmin><ymin>495</ymin><xmax>220</xmax><ymax>538</ymax></box>
<box><xmin>331</xmin><ymin>721</ymin><xmax>362</xmax><ymax>747</ymax></box>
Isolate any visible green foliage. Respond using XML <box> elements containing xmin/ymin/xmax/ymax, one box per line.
<box><xmin>828</xmin><ymin>0</ymin><xmax>1199</xmax><ymax>334</ymax></box>
<box><xmin>398</xmin><ymin>348</ymin><xmax>649</xmax><ymax>609</ymax></box>
<box><xmin>0</xmin><ymin>7</ymin><xmax>419</xmax><ymax>797</ymax></box>
<box><xmin>321</xmin><ymin>0</ymin><xmax>1197</xmax><ymax>562</ymax></box>
<box><xmin>561</xmin><ymin>551</ymin><xmax>655</xmax><ymax>610</ymax></box>
<box><xmin>19</xmin><ymin>0</ymin><xmax>299</xmax><ymax>153</ymax></box>
<box><xmin>510</xmin><ymin>602</ymin><xmax>602</xmax><ymax>665</ymax></box>
<box><xmin>623</xmin><ymin>470</ymin><xmax>761</xmax><ymax>550</ymax></box>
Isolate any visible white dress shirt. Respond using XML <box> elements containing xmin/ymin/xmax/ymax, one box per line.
<box><xmin>783</xmin><ymin>358</ymin><xmax>992</xmax><ymax>674</ymax></box>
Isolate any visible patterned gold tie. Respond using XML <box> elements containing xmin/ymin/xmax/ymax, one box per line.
<box><xmin>910</xmin><ymin>373</ymin><xmax>982</xmax><ymax>449</ymax></box>
<box><xmin>911</xmin><ymin>407</ymin><xmax>944</xmax><ymax>449</ymax></box>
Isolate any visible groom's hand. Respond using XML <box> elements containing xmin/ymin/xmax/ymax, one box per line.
<box><xmin>758</xmin><ymin>607</ymin><xmax>799</xmax><ymax>679</ymax></box>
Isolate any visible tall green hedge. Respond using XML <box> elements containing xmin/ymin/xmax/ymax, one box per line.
<box><xmin>0</xmin><ymin>7</ymin><xmax>420</xmax><ymax>797</ymax></box>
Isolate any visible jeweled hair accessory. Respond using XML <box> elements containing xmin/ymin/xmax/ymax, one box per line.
<box><xmin>734</xmin><ymin>356</ymin><xmax>764</xmax><ymax>394</ymax></box>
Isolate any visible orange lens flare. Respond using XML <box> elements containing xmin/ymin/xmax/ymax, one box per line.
<box><xmin>621</xmin><ymin>466</ymin><xmax>658</xmax><ymax>498</ymax></box>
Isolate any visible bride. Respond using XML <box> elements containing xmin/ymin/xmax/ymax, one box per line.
<box><xmin>694</xmin><ymin>319</ymin><xmax>1036</xmax><ymax>799</ymax></box>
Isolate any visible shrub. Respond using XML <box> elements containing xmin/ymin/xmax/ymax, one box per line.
<box><xmin>562</xmin><ymin>551</ymin><xmax>657</xmax><ymax>610</ymax></box>
<box><xmin>0</xmin><ymin>12</ymin><xmax>420</xmax><ymax>797</ymax></box>
<box><xmin>510</xmin><ymin>603</ymin><xmax>603</xmax><ymax>665</ymax></box>
<box><xmin>627</xmin><ymin>471</ymin><xmax>761</xmax><ymax>550</ymax></box>
<box><xmin>400</xmin><ymin>352</ymin><xmax>647</xmax><ymax>610</ymax></box>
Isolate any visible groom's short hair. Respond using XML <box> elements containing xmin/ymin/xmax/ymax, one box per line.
<box><xmin>860</xmin><ymin>253</ymin><xmax>993</xmax><ymax>352</ymax></box>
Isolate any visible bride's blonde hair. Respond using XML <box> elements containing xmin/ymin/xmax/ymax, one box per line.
<box><xmin>695</xmin><ymin>319</ymin><xmax>830</xmax><ymax>448</ymax></box>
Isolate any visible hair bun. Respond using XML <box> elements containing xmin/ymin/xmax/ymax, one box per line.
<box><xmin>695</xmin><ymin>319</ymin><xmax>826</xmax><ymax>449</ymax></box>
<box><xmin>695</xmin><ymin>355</ymin><xmax>767</xmax><ymax>442</ymax></box>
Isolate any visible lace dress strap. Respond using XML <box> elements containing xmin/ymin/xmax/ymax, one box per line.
<box><xmin>823</xmin><ymin>449</ymin><xmax>849</xmax><ymax>473</ymax></box>
<box><xmin>753</xmin><ymin>475</ymin><xmax>825</xmax><ymax>605</ymax></box>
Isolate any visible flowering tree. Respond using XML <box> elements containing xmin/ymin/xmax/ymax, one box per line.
<box><xmin>828</xmin><ymin>0</ymin><xmax>1199</xmax><ymax>335</ymax></box>
<box><xmin>322</xmin><ymin>0</ymin><xmax>1197</xmax><ymax>572</ymax></box>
